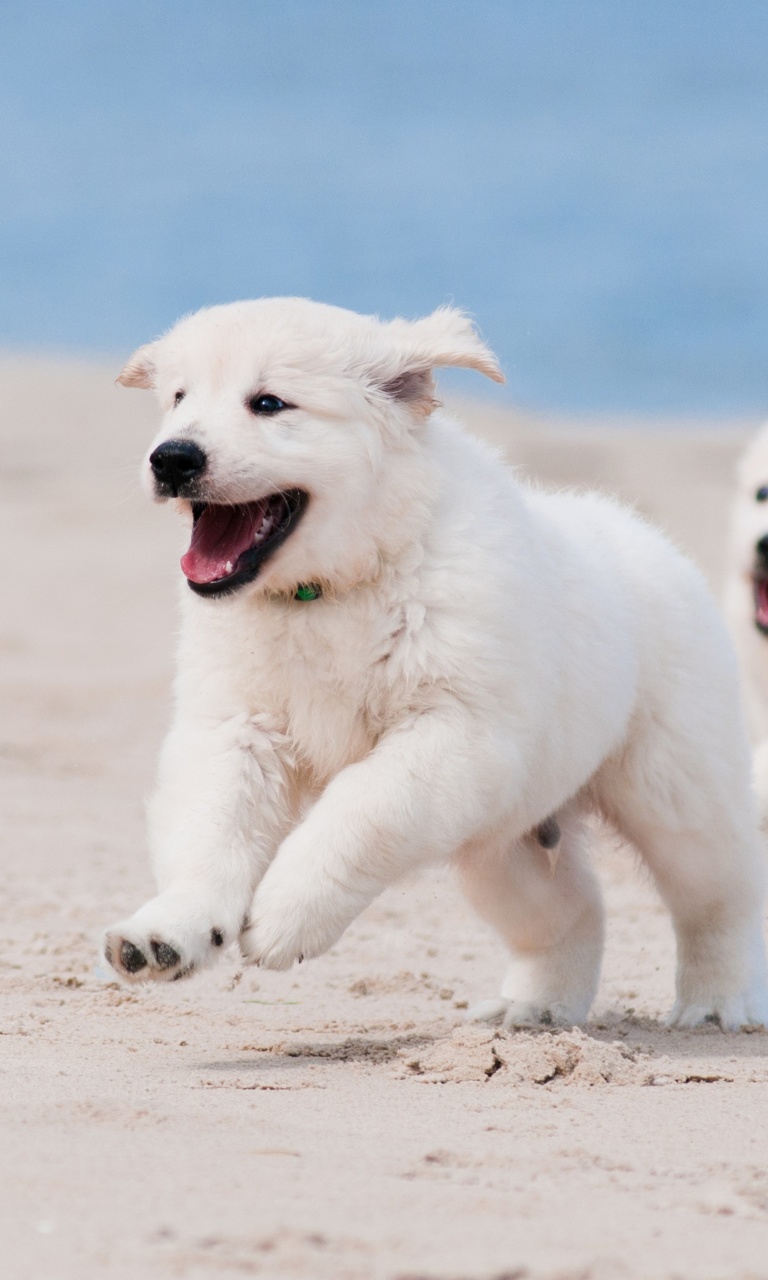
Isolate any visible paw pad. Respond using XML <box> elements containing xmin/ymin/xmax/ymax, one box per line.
<box><xmin>120</xmin><ymin>941</ymin><xmax>148</xmax><ymax>974</ymax></box>
<box><xmin>150</xmin><ymin>939</ymin><xmax>180</xmax><ymax>969</ymax></box>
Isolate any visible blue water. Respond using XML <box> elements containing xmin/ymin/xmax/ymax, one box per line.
<box><xmin>2</xmin><ymin>0</ymin><xmax>768</xmax><ymax>412</ymax></box>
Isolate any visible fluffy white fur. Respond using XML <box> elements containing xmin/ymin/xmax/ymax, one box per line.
<box><xmin>725</xmin><ymin>422</ymin><xmax>768</xmax><ymax>816</ymax></box>
<box><xmin>104</xmin><ymin>298</ymin><xmax>768</xmax><ymax>1030</ymax></box>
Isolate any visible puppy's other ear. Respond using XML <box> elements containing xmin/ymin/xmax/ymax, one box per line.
<box><xmin>116</xmin><ymin>343</ymin><xmax>157</xmax><ymax>389</ymax></box>
<box><xmin>374</xmin><ymin>307</ymin><xmax>504</xmax><ymax>417</ymax></box>
<box><xmin>399</xmin><ymin>307</ymin><xmax>505</xmax><ymax>385</ymax></box>
<box><xmin>379</xmin><ymin>367</ymin><xmax>438</xmax><ymax>410</ymax></box>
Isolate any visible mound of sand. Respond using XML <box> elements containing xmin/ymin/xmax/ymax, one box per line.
<box><xmin>397</xmin><ymin>1026</ymin><xmax>646</xmax><ymax>1086</ymax></box>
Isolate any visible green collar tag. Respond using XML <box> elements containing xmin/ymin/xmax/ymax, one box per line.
<box><xmin>294</xmin><ymin>583</ymin><xmax>322</xmax><ymax>602</ymax></box>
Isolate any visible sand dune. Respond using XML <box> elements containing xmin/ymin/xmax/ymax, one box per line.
<box><xmin>1</xmin><ymin>357</ymin><xmax>767</xmax><ymax>1280</ymax></box>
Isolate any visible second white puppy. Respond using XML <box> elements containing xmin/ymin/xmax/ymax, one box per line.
<box><xmin>104</xmin><ymin>298</ymin><xmax>768</xmax><ymax>1029</ymax></box>
<box><xmin>725</xmin><ymin>422</ymin><xmax>768</xmax><ymax>818</ymax></box>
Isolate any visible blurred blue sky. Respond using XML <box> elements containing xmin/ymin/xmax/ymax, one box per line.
<box><xmin>2</xmin><ymin>0</ymin><xmax>768</xmax><ymax>412</ymax></box>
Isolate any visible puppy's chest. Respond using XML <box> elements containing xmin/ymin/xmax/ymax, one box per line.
<box><xmin>245</xmin><ymin>602</ymin><xmax>412</xmax><ymax>779</ymax></box>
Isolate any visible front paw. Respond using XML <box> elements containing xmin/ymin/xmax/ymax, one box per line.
<box><xmin>103</xmin><ymin>894</ymin><xmax>229</xmax><ymax>984</ymax></box>
<box><xmin>241</xmin><ymin>873</ymin><xmax>355</xmax><ymax>971</ymax></box>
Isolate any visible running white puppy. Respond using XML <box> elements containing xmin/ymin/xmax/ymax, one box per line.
<box><xmin>725</xmin><ymin>422</ymin><xmax>768</xmax><ymax>812</ymax></box>
<box><xmin>104</xmin><ymin>298</ymin><xmax>768</xmax><ymax>1029</ymax></box>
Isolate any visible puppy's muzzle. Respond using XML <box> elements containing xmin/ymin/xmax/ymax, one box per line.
<box><xmin>751</xmin><ymin>536</ymin><xmax>768</xmax><ymax>636</ymax></box>
<box><xmin>150</xmin><ymin>439</ymin><xmax>207</xmax><ymax>498</ymax></box>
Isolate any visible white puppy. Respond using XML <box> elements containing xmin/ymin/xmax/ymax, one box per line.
<box><xmin>104</xmin><ymin>298</ymin><xmax>768</xmax><ymax>1030</ymax></box>
<box><xmin>725</xmin><ymin>422</ymin><xmax>768</xmax><ymax>812</ymax></box>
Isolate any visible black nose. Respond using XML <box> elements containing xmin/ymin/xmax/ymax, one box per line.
<box><xmin>757</xmin><ymin>535</ymin><xmax>768</xmax><ymax>567</ymax></box>
<box><xmin>149</xmin><ymin>439</ymin><xmax>207</xmax><ymax>495</ymax></box>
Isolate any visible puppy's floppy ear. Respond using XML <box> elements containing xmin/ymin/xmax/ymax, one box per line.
<box><xmin>397</xmin><ymin>307</ymin><xmax>505</xmax><ymax>383</ymax></box>
<box><xmin>374</xmin><ymin>307</ymin><xmax>504</xmax><ymax>416</ymax></box>
<box><xmin>116</xmin><ymin>343</ymin><xmax>157</xmax><ymax>389</ymax></box>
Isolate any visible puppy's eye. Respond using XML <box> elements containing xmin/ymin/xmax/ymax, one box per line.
<box><xmin>756</xmin><ymin>486</ymin><xmax>768</xmax><ymax>503</ymax></box>
<box><xmin>248</xmin><ymin>394</ymin><xmax>291</xmax><ymax>416</ymax></box>
<box><xmin>174</xmin><ymin>390</ymin><xmax>185</xmax><ymax>407</ymax></box>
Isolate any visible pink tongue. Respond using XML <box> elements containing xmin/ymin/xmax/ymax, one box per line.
<box><xmin>757</xmin><ymin>579</ymin><xmax>768</xmax><ymax>629</ymax></box>
<box><xmin>181</xmin><ymin>503</ymin><xmax>267</xmax><ymax>584</ymax></box>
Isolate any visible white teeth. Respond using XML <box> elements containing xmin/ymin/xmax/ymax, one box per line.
<box><xmin>225</xmin><ymin>560</ymin><xmax>233</xmax><ymax>574</ymax></box>
<box><xmin>253</xmin><ymin>514</ymin><xmax>275</xmax><ymax>545</ymax></box>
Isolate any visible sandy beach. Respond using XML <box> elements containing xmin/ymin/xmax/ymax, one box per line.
<box><xmin>2</xmin><ymin>355</ymin><xmax>768</xmax><ymax>1280</ymax></box>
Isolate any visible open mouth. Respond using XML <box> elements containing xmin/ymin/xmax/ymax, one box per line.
<box><xmin>753</xmin><ymin>574</ymin><xmax>768</xmax><ymax>635</ymax></box>
<box><xmin>181</xmin><ymin>490</ymin><xmax>309</xmax><ymax>597</ymax></box>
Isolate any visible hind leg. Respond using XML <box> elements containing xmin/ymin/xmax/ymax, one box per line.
<box><xmin>458</xmin><ymin>804</ymin><xmax>604</xmax><ymax>1027</ymax></box>
<box><xmin>596</xmin><ymin>726</ymin><xmax>768</xmax><ymax>1030</ymax></box>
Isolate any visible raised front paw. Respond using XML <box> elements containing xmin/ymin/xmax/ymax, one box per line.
<box><xmin>103</xmin><ymin>893</ymin><xmax>230</xmax><ymax>984</ymax></box>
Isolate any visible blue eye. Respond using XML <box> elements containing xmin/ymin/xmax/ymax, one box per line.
<box><xmin>756</xmin><ymin>486</ymin><xmax>768</xmax><ymax>502</ymax></box>
<box><xmin>248</xmin><ymin>394</ymin><xmax>291</xmax><ymax>416</ymax></box>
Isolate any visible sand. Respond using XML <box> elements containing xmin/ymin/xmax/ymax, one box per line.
<box><xmin>1</xmin><ymin>356</ymin><xmax>768</xmax><ymax>1280</ymax></box>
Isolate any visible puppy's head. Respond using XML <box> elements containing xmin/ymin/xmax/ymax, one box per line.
<box><xmin>118</xmin><ymin>298</ymin><xmax>503</xmax><ymax>599</ymax></box>
<box><xmin>732</xmin><ymin>422</ymin><xmax>768</xmax><ymax>635</ymax></box>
